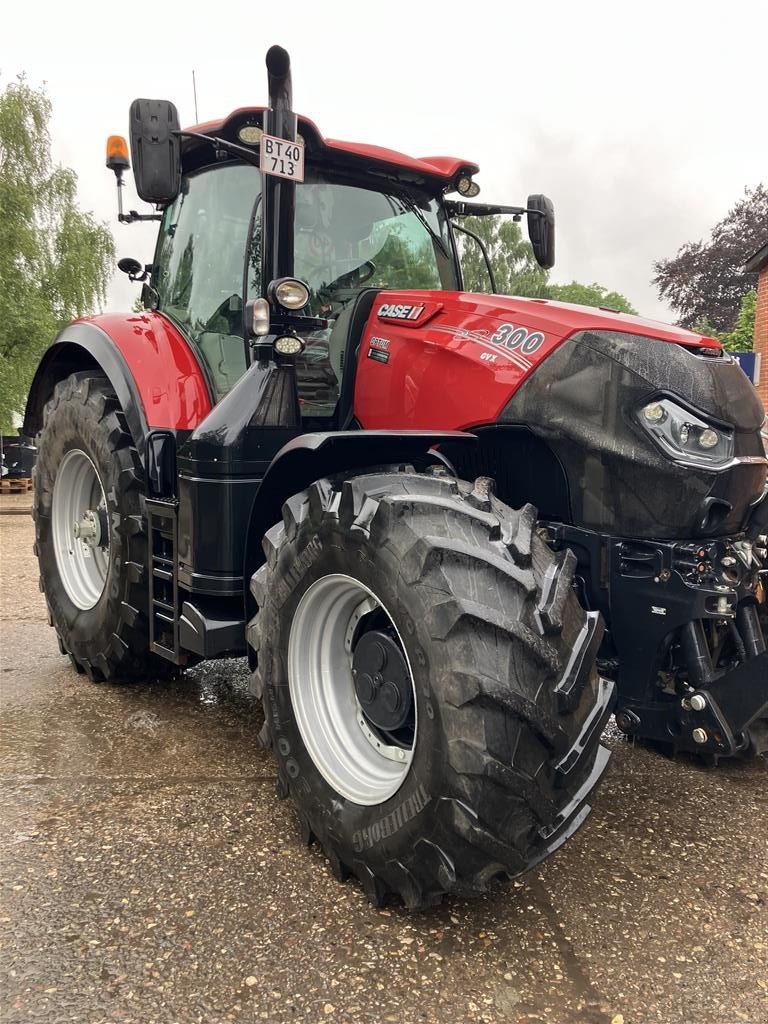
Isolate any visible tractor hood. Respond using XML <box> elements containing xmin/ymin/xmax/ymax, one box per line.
<box><xmin>353</xmin><ymin>289</ymin><xmax>767</xmax><ymax>539</ymax></box>
<box><xmin>354</xmin><ymin>288</ymin><xmax>726</xmax><ymax>436</ymax></box>
<box><xmin>449</xmin><ymin>293</ymin><xmax>723</xmax><ymax>352</ymax></box>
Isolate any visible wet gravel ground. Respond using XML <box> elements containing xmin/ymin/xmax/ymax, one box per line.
<box><xmin>1</xmin><ymin>501</ymin><xmax>766</xmax><ymax>1024</ymax></box>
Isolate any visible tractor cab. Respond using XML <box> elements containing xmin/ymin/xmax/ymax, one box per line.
<box><xmin>148</xmin><ymin>156</ymin><xmax>457</xmax><ymax>422</ymax></box>
<box><xmin>109</xmin><ymin>53</ymin><xmax>553</xmax><ymax>429</ymax></box>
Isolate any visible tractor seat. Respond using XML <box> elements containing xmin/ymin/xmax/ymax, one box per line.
<box><xmin>327</xmin><ymin>288</ymin><xmax>380</xmax><ymax>428</ymax></box>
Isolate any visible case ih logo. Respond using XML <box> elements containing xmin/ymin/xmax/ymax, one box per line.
<box><xmin>377</xmin><ymin>303</ymin><xmax>425</xmax><ymax>321</ymax></box>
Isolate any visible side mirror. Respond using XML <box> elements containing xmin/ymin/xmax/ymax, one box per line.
<box><xmin>129</xmin><ymin>99</ymin><xmax>182</xmax><ymax>205</ymax></box>
<box><xmin>118</xmin><ymin>257</ymin><xmax>146</xmax><ymax>282</ymax></box>
<box><xmin>527</xmin><ymin>194</ymin><xmax>555</xmax><ymax>269</ymax></box>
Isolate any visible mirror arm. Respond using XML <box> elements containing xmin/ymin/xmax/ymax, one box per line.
<box><xmin>119</xmin><ymin>210</ymin><xmax>163</xmax><ymax>224</ymax></box>
<box><xmin>174</xmin><ymin>130</ymin><xmax>262</xmax><ymax>169</ymax></box>
<box><xmin>451</xmin><ymin>221</ymin><xmax>497</xmax><ymax>294</ymax></box>
<box><xmin>446</xmin><ymin>200</ymin><xmax>546</xmax><ymax>221</ymax></box>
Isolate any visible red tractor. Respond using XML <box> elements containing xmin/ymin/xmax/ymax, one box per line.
<box><xmin>25</xmin><ymin>47</ymin><xmax>768</xmax><ymax>908</ymax></box>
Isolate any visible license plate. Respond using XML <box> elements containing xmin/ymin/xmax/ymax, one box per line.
<box><xmin>259</xmin><ymin>133</ymin><xmax>305</xmax><ymax>182</ymax></box>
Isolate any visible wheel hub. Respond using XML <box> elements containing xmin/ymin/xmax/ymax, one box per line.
<box><xmin>72</xmin><ymin>507</ymin><xmax>107</xmax><ymax>549</ymax></box>
<box><xmin>352</xmin><ymin>630</ymin><xmax>413</xmax><ymax>731</ymax></box>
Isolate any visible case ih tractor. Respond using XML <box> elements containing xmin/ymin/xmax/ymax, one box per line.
<box><xmin>25</xmin><ymin>47</ymin><xmax>768</xmax><ymax>908</ymax></box>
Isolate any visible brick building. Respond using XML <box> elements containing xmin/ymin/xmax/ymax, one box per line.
<box><xmin>746</xmin><ymin>240</ymin><xmax>768</xmax><ymax>409</ymax></box>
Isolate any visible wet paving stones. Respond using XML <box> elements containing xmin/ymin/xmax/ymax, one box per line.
<box><xmin>1</xmin><ymin>509</ymin><xmax>766</xmax><ymax>1023</ymax></box>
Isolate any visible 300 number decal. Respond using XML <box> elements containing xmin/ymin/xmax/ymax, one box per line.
<box><xmin>489</xmin><ymin>324</ymin><xmax>546</xmax><ymax>355</ymax></box>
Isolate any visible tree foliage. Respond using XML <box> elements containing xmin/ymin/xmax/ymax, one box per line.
<box><xmin>0</xmin><ymin>77</ymin><xmax>114</xmax><ymax>432</ymax></box>
<box><xmin>456</xmin><ymin>215</ymin><xmax>636</xmax><ymax>312</ymax></box>
<box><xmin>692</xmin><ymin>289</ymin><xmax>757</xmax><ymax>352</ymax></box>
<box><xmin>546</xmin><ymin>281</ymin><xmax>637</xmax><ymax>314</ymax></box>
<box><xmin>652</xmin><ymin>185</ymin><xmax>767</xmax><ymax>332</ymax></box>
<box><xmin>458</xmin><ymin>216</ymin><xmax>550</xmax><ymax>297</ymax></box>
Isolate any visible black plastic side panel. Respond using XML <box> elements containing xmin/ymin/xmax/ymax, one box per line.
<box><xmin>501</xmin><ymin>331</ymin><xmax>766</xmax><ymax>539</ymax></box>
<box><xmin>23</xmin><ymin>323</ymin><xmax>150</xmax><ymax>465</ymax></box>
<box><xmin>175</xmin><ymin>359</ymin><xmax>301</xmax><ymax>597</ymax></box>
<box><xmin>176</xmin><ymin>474</ymin><xmax>265</xmax><ymax>595</ymax></box>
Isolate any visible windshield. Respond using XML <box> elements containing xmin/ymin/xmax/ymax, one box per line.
<box><xmin>291</xmin><ymin>177</ymin><xmax>457</xmax><ymax>315</ymax></box>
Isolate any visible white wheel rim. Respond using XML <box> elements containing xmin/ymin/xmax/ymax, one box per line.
<box><xmin>51</xmin><ymin>449</ymin><xmax>110</xmax><ymax>610</ymax></box>
<box><xmin>288</xmin><ymin>574</ymin><xmax>417</xmax><ymax>806</ymax></box>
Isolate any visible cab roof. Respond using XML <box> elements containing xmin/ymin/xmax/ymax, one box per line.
<box><xmin>185</xmin><ymin>107</ymin><xmax>479</xmax><ymax>188</ymax></box>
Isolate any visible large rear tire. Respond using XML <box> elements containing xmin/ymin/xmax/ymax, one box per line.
<box><xmin>248</xmin><ymin>469</ymin><xmax>615</xmax><ymax>908</ymax></box>
<box><xmin>33</xmin><ymin>373</ymin><xmax>166</xmax><ymax>682</ymax></box>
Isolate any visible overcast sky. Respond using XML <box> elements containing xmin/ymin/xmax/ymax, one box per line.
<box><xmin>3</xmin><ymin>0</ymin><xmax>766</xmax><ymax>320</ymax></box>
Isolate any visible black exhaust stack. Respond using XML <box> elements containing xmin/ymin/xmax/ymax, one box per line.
<box><xmin>262</xmin><ymin>46</ymin><xmax>296</xmax><ymax>293</ymax></box>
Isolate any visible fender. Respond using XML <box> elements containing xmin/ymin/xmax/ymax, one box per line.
<box><xmin>242</xmin><ymin>429</ymin><xmax>475</xmax><ymax>611</ymax></box>
<box><xmin>23</xmin><ymin>313</ymin><xmax>213</xmax><ymax>465</ymax></box>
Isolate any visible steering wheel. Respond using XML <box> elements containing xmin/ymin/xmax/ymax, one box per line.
<box><xmin>202</xmin><ymin>292</ymin><xmax>243</xmax><ymax>334</ymax></box>
<box><xmin>317</xmin><ymin>261</ymin><xmax>377</xmax><ymax>310</ymax></box>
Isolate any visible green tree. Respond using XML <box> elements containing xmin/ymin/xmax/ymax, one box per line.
<box><xmin>692</xmin><ymin>289</ymin><xmax>756</xmax><ymax>352</ymax></box>
<box><xmin>457</xmin><ymin>216</ymin><xmax>550</xmax><ymax>297</ymax></box>
<box><xmin>456</xmin><ymin>215</ymin><xmax>637</xmax><ymax>312</ymax></box>
<box><xmin>545</xmin><ymin>280</ymin><xmax>637</xmax><ymax>314</ymax></box>
<box><xmin>0</xmin><ymin>76</ymin><xmax>114</xmax><ymax>432</ymax></box>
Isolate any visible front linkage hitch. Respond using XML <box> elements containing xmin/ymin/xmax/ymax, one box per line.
<box><xmin>546</xmin><ymin>523</ymin><xmax>768</xmax><ymax>757</ymax></box>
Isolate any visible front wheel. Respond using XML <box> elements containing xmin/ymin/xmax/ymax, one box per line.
<box><xmin>248</xmin><ymin>470</ymin><xmax>614</xmax><ymax>908</ymax></box>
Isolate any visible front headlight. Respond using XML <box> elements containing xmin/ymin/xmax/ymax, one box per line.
<box><xmin>636</xmin><ymin>397</ymin><xmax>734</xmax><ymax>468</ymax></box>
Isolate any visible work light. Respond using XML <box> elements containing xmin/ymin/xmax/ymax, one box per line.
<box><xmin>274</xmin><ymin>335</ymin><xmax>305</xmax><ymax>356</ymax></box>
<box><xmin>456</xmin><ymin>174</ymin><xmax>480</xmax><ymax>198</ymax></box>
<box><xmin>271</xmin><ymin>278</ymin><xmax>310</xmax><ymax>311</ymax></box>
<box><xmin>249</xmin><ymin>298</ymin><xmax>271</xmax><ymax>337</ymax></box>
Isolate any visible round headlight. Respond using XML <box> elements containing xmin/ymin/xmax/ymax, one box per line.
<box><xmin>274</xmin><ymin>279</ymin><xmax>310</xmax><ymax>310</ymax></box>
<box><xmin>698</xmin><ymin>428</ymin><xmax>719</xmax><ymax>449</ymax></box>
<box><xmin>274</xmin><ymin>335</ymin><xmax>305</xmax><ymax>356</ymax></box>
<box><xmin>642</xmin><ymin>402</ymin><xmax>666</xmax><ymax>424</ymax></box>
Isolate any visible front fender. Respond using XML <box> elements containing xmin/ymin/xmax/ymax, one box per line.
<box><xmin>242</xmin><ymin>429</ymin><xmax>476</xmax><ymax>604</ymax></box>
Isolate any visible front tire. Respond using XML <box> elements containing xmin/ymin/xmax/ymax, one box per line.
<box><xmin>33</xmin><ymin>373</ymin><xmax>166</xmax><ymax>682</ymax></box>
<box><xmin>248</xmin><ymin>470</ymin><xmax>615</xmax><ymax>908</ymax></box>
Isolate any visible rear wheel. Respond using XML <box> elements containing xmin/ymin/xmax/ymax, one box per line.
<box><xmin>248</xmin><ymin>469</ymin><xmax>615</xmax><ymax>908</ymax></box>
<box><xmin>33</xmin><ymin>372</ymin><xmax>167</xmax><ymax>682</ymax></box>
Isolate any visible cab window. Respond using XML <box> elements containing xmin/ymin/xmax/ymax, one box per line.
<box><xmin>154</xmin><ymin>163</ymin><xmax>261</xmax><ymax>399</ymax></box>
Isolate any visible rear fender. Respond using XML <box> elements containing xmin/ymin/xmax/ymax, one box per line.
<box><xmin>23</xmin><ymin>314</ymin><xmax>213</xmax><ymax>467</ymax></box>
